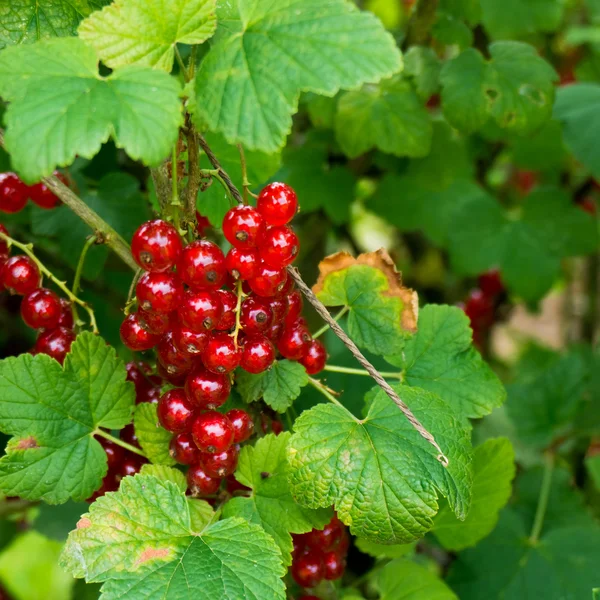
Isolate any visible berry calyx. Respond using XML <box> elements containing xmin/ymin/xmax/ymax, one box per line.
<box><xmin>136</xmin><ymin>271</ymin><xmax>183</xmax><ymax>314</ymax></box>
<box><xmin>169</xmin><ymin>432</ymin><xmax>199</xmax><ymax>465</ymax></box>
<box><xmin>178</xmin><ymin>289</ymin><xmax>223</xmax><ymax>332</ymax></box>
<box><xmin>291</xmin><ymin>549</ymin><xmax>325</xmax><ymax>588</ymax></box>
<box><xmin>21</xmin><ymin>288</ymin><xmax>62</xmax><ymax>330</ymax></box>
<box><xmin>215</xmin><ymin>289</ymin><xmax>237</xmax><ymax>331</ymax></box>
<box><xmin>185</xmin><ymin>368</ymin><xmax>230</xmax><ymax>410</ymax></box>
<box><xmin>222</xmin><ymin>205</ymin><xmax>265</xmax><ymax>249</ymax></box>
<box><xmin>226</xmin><ymin>409</ymin><xmax>254</xmax><ymax>443</ymax></box>
<box><xmin>225</xmin><ymin>247</ymin><xmax>260</xmax><ymax>280</ymax></box>
<box><xmin>277</xmin><ymin>323</ymin><xmax>311</xmax><ymax>360</ymax></box>
<box><xmin>131</xmin><ymin>220</ymin><xmax>183</xmax><ymax>272</ymax></box>
<box><xmin>192</xmin><ymin>410</ymin><xmax>234</xmax><ymax>453</ymax></box>
<box><xmin>0</xmin><ymin>173</ymin><xmax>28</xmax><ymax>214</ymax></box>
<box><xmin>241</xmin><ymin>335</ymin><xmax>275</xmax><ymax>374</ymax></box>
<box><xmin>177</xmin><ymin>240</ymin><xmax>225</xmax><ymax>289</ymax></box>
<box><xmin>240</xmin><ymin>296</ymin><xmax>273</xmax><ymax>335</ymax></box>
<box><xmin>202</xmin><ymin>333</ymin><xmax>241</xmax><ymax>374</ymax></box>
<box><xmin>258</xmin><ymin>225</ymin><xmax>299</xmax><ymax>268</ymax></box>
<box><xmin>157</xmin><ymin>388</ymin><xmax>195</xmax><ymax>434</ymax></box>
<box><xmin>34</xmin><ymin>327</ymin><xmax>75</xmax><ymax>364</ymax></box>
<box><xmin>1</xmin><ymin>255</ymin><xmax>41</xmax><ymax>295</ymax></box>
<box><xmin>248</xmin><ymin>264</ymin><xmax>288</xmax><ymax>297</ymax></box>
<box><xmin>299</xmin><ymin>340</ymin><xmax>327</xmax><ymax>375</ymax></box>
<box><xmin>199</xmin><ymin>445</ymin><xmax>239</xmax><ymax>478</ymax></box>
<box><xmin>171</xmin><ymin>324</ymin><xmax>209</xmax><ymax>356</ymax></box>
<box><xmin>257</xmin><ymin>182</ymin><xmax>298</xmax><ymax>226</ymax></box>
<box><xmin>120</xmin><ymin>313</ymin><xmax>161</xmax><ymax>351</ymax></box>
<box><xmin>187</xmin><ymin>463</ymin><xmax>221</xmax><ymax>496</ymax></box>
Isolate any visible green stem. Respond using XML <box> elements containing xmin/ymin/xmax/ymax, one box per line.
<box><xmin>201</xmin><ymin>169</ymin><xmax>237</xmax><ymax>207</ymax></box>
<box><xmin>125</xmin><ymin>268</ymin><xmax>143</xmax><ymax>315</ymax></box>
<box><xmin>323</xmin><ymin>365</ymin><xmax>403</xmax><ymax>379</ymax></box>
<box><xmin>529</xmin><ymin>452</ymin><xmax>555</xmax><ymax>544</ymax></box>
<box><xmin>308</xmin><ymin>377</ymin><xmax>358</xmax><ymax>421</ymax></box>
<box><xmin>313</xmin><ymin>306</ymin><xmax>349</xmax><ymax>339</ymax></box>
<box><xmin>94</xmin><ymin>429</ymin><xmax>147</xmax><ymax>459</ymax></box>
<box><xmin>71</xmin><ymin>234</ymin><xmax>97</xmax><ymax>327</ymax></box>
<box><xmin>237</xmin><ymin>143</ymin><xmax>250</xmax><ymax>204</ymax></box>
<box><xmin>230</xmin><ymin>280</ymin><xmax>245</xmax><ymax>348</ymax></box>
<box><xmin>174</xmin><ymin>46</ymin><xmax>189</xmax><ymax>81</ymax></box>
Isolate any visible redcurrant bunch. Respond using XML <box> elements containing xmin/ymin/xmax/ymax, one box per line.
<box><xmin>0</xmin><ymin>171</ymin><xmax>64</xmax><ymax>214</ymax></box>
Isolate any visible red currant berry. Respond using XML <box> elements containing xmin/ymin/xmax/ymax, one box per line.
<box><xmin>215</xmin><ymin>289</ymin><xmax>237</xmax><ymax>331</ymax></box>
<box><xmin>156</xmin><ymin>363</ymin><xmax>188</xmax><ymax>386</ymax></box>
<box><xmin>187</xmin><ymin>463</ymin><xmax>221</xmax><ymax>496</ymax></box>
<box><xmin>226</xmin><ymin>409</ymin><xmax>254</xmax><ymax>443</ymax></box>
<box><xmin>478</xmin><ymin>269</ymin><xmax>504</xmax><ymax>298</ymax></box>
<box><xmin>169</xmin><ymin>432</ymin><xmax>199</xmax><ymax>465</ymax></box>
<box><xmin>120</xmin><ymin>423</ymin><xmax>140</xmax><ymax>448</ymax></box>
<box><xmin>120</xmin><ymin>313</ymin><xmax>160</xmax><ymax>351</ymax></box>
<box><xmin>157</xmin><ymin>388</ymin><xmax>195</xmax><ymax>434</ymax></box>
<box><xmin>464</xmin><ymin>289</ymin><xmax>494</xmax><ymax>329</ymax></box>
<box><xmin>248</xmin><ymin>264</ymin><xmax>288</xmax><ymax>297</ymax></box>
<box><xmin>202</xmin><ymin>333</ymin><xmax>241</xmax><ymax>374</ymax></box>
<box><xmin>297</xmin><ymin>596</ymin><xmax>320</xmax><ymax>600</ymax></box>
<box><xmin>323</xmin><ymin>550</ymin><xmax>345</xmax><ymax>580</ymax></box>
<box><xmin>266</xmin><ymin>322</ymin><xmax>283</xmax><ymax>343</ymax></box>
<box><xmin>57</xmin><ymin>298</ymin><xmax>74</xmax><ymax>329</ymax></box>
<box><xmin>225</xmin><ymin>247</ymin><xmax>260</xmax><ymax>281</ymax></box>
<box><xmin>271</xmin><ymin>420</ymin><xmax>283</xmax><ymax>435</ymax></box>
<box><xmin>87</xmin><ymin>471</ymin><xmax>119</xmax><ymax>502</ymax></box>
<box><xmin>126</xmin><ymin>361</ymin><xmax>153</xmax><ymax>394</ymax></box>
<box><xmin>178</xmin><ymin>289</ymin><xmax>223</xmax><ymax>332</ymax></box>
<box><xmin>277</xmin><ymin>277</ymin><xmax>295</xmax><ymax>297</ymax></box>
<box><xmin>28</xmin><ymin>173</ymin><xmax>64</xmax><ymax>209</ymax></box>
<box><xmin>278</xmin><ymin>323</ymin><xmax>311</xmax><ymax>360</ymax></box>
<box><xmin>284</xmin><ymin>290</ymin><xmax>303</xmax><ymax>327</ymax></box>
<box><xmin>305</xmin><ymin>516</ymin><xmax>344</xmax><ymax>552</ymax></box>
<box><xmin>268</xmin><ymin>296</ymin><xmax>288</xmax><ymax>323</ymax></box>
<box><xmin>99</xmin><ymin>437</ymin><xmax>125</xmax><ymax>470</ymax></box>
<box><xmin>177</xmin><ymin>240</ymin><xmax>225</xmax><ymax>289</ymax></box>
<box><xmin>291</xmin><ymin>549</ymin><xmax>325</xmax><ymax>588</ymax></box>
<box><xmin>157</xmin><ymin>334</ymin><xmax>195</xmax><ymax>375</ymax></box>
<box><xmin>192</xmin><ymin>410</ymin><xmax>234</xmax><ymax>453</ymax></box>
<box><xmin>200</xmin><ymin>445</ymin><xmax>239</xmax><ymax>478</ymax></box>
<box><xmin>195</xmin><ymin>212</ymin><xmax>211</xmax><ymax>236</ymax></box>
<box><xmin>185</xmin><ymin>368</ymin><xmax>230</xmax><ymax>410</ymax></box>
<box><xmin>258</xmin><ymin>225</ymin><xmax>299</xmax><ymax>268</ymax></box>
<box><xmin>34</xmin><ymin>327</ymin><xmax>75</xmax><ymax>364</ymax></box>
<box><xmin>137</xmin><ymin>308</ymin><xmax>171</xmax><ymax>336</ymax></box>
<box><xmin>118</xmin><ymin>454</ymin><xmax>147</xmax><ymax>480</ymax></box>
<box><xmin>1</xmin><ymin>256</ymin><xmax>41</xmax><ymax>295</ymax></box>
<box><xmin>136</xmin><ymin>271</ymin><xmax>183</xmax><ymax>314</ymax></box>
<box><xmin>21</xmin><ymin>288</ymin><xmax>62</xmax><ymax>330</ymax></box>
<box><xmin>257</xmin><ymin>182</ymin><xmax>298</xmax><ymax>226</ymax></box>
<box><xmin>241</xmin><ymin>336</ymin><xmax>275</xmax><ymax>374</ymax></box>
<box><xmin>171</xmin><ymin>324</ymin><xmax>209</xmax><ymax>356</ymax></box>
<box><xmin>131</xmin><ymin>220</ymin><xmax>182</xmax><ymax>272</ymax></box>
<box><xmin>222</xmin><ymin>205</ymin><xmax>265</xmax><ymax>249</ymax></box>
<box><xmin>299</xmin><ymin>340</ymin><xmax>327</xmax><ymax>375</ymax></box>
<box><xmin>0</xmin><ymin>173</ymin><xmax>28</xmax><ymax>214</ymax></box>
<box><xmin>226</xmin><ymin>473</ymin><xmax>251</xmax><ymax>494</ymax></box>
<box><xmin>240</xmin><ymin>297</ymin><xmax>273</xmax><ymax>335</ymax></box>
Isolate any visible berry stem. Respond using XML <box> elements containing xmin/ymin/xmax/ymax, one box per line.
<box><xmin>230</xmin><ymin>279</ymin><xmax>245</xmax><ymax>349</ymax></box>
<box><xmin>529</xmin><ymin>451</ymin><xmax>554</xmax><ymax>544</ymax></box>
<box><xmin>0</xmin><ymin>232</ymin><xmax>99</xmax><ymax>334</ymax></box>
<box><xmin>312</xmin><ymin>306</ymin><xmax>349</xmax><ymax>339</ymax></box>
<box><xmin>71</xmin><ymin>234</ymin><xmax>98</xmax><ymax>327</ymax></box>
<box><xmin>174</xmin><ymin>46</ymin><xmax>188</xmax><ymax>80</ymax></box>
<box><xmin>200</xmin><ymin>169</ymin><xmax>237</xmax><ymax>207</ymax></box>
<box><xmin>93</xmin><ymin>428</ymin><xmax>147</xmax><ymax>459</ymax></box>
<box><xmin>124</xmin><ymin>268</ymin><xmax>143</xmax><ymax>315</ymax></box>
<box><xmin>237</xmin><ymin>143</ymin><xmax>255</xmax><ymax>204</ymax></box>
<box><xmin>323</xmin><ymin>365</ymin><xmax>403</xmax><ymax>380</ymax></box>
<box><xmin>308</xmin><ymin>377</ymin><xmax>359</xmax><ymax>421</ymax></box>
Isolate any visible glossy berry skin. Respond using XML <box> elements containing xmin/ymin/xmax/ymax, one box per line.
<box><xmin>0</xmin><ymin>173</ymin><xmax>28</xmax><ymax>214</ymax></box>
<box><xmin>248</xmin><ymin>264</ymin><xmax>288</xmax><ymax>297</ymax></box>
<box><xmin>187</xmin><ymin>463</ymin><xmax>221</xmax><ymax>496</ymax></box>
<box><xmin>258</xmin><ymin>225</ymin><xmax>299</xmax><ymax>268</ymax></box>
<box><xmin>178</xmin><ymin>290</ymin><xmax>223</xmax><ymax>332</ymax></box>
<box><xmin>202</xmin><ymin>333</ymin><xmax>241</xmax><ymax>374</ymax></box>
<box><xmin>304</xmin><ymin>516</ymin><xmax>344</xmax><ymax>552</ymax></box>
<box><xmin>257</xmin><ymin>182</ymin><xmax>298</xmax><ymax>226</ymax></box>
<box><xmin>464</xmin><ymin>289</ymin><xmax>494</xmax><ymax>329</ymax></box>
<box><xmin>192</xmin><ymin>410</ymin><xmax>234</xmax><ymax>453</ymax></box>
<box><xmin>120</xmin><ymin>423</ymin><xmax>140</xmax><ymax>448</ymax></box>
<box><xmin>171</xmin><ymin>324</ymin><xmax>209</xmax><ymax>356</ymax></box>
<box><xmin>28</xmin><ymin>175</ymin><xmax>62</xmax><ymax>209</ymax></box>
<box><xmin>200</xmin><ymin>445</ymin><xmax>239</xmax><ymax>478</ymax></box>
<box><xmin>177</xmin><ymin>240</ymin><xmax>225</xmax><ymax>290</ymax></box>
<box><xmin>126</xmin><ymin>361</ymin><xmax>153</xmax><ymax>395</ymax></box>
<box><xmin>137</xmin><ymin>308</ymin><xmax>171</xmax><ymax>336</ymax></box>
<box><xmin>222</xmin><ymin>205</ymin><xmax>265</xmax><ymax>249</ymax></box>
<box><xmin>215</xmin><ymin>289</ymin><xmax>237</xmax><ymax>331</ymax></box>
<box><xmin>157</xmin><ymin>388</ymin><xmax>195</xmax><ymax>434</ymax></box>
<box><xmin>225</xmin><ymin>247</ymin><xmax>260</xmax><ymax>281</ymax></box>
<box><xmin>21</xmin><ymin>288</ymin><xmax>62</xmax><ymax>330</ymax></box>
<box><xmin>131</xmin><ymin>220</ymin><xmax>183</xmax><ymax>272</ymax></box>
<box><xmin>240</xmin><ymin>297</ymin><xmax>273</xmax><ymax>335</ymax></box>
<box><xmin>34</xmin><ymin>327</ymin><xmax>75</xmax><ymax>364</ymax></box>
<box><xmin>156</xmin><ymin>363</ymin><xmax>187</xmax><ymax>387</ymax></box>
<box><xmin>277</xmin><ymin>323</ymin><xmax>311</xmax><ymax>360</ymax></box>
<box><xmin>299</xmin><ymin>340</ymin><xmax>327</xmax><ymax>375</ymax></box>
<box><xmin>136</xmin><ymin>271</ymin><xmax>183</xmax><ymax>314</ymax></box>
<box><xmin>1</xmin><ymin>256</ymin><xmax>41</xmax><ymax>295</ymax></box>
<box><xmin>266</xmin><ymin>322</ymin><xmax>283</xmax><ymax>343</ymax></box>
<box><xmin>478</xmin><ymin>269</ymin><xmax>504</xmax><ymax>298</ymax></box>
<box><xmin>226</xmin><ymin>409</ymin><xmax>254</xmax><ymax>443</ymax></box>
<box><xmin>169</xmin><ymin>432</ymin><xmax>199</xmax><ymax>465</ymax></box>
<box><xmin>99</xmin><ymin>437</ymin><xmax>126</xmax><ymax>471</ymax></box>
<box><xmin>120</xmin><ymin>313</ymin><xmax>161</xmax><ymax>351</ymax></box>
<box><xmin>284</xmin><ymin>290</ymin><xmax>303</xmax><ymax>327</ymax></box>
<box><xmin>241</xmin><ymin>336</ymin><xmax>275</xmax><ymax>374</ymax></box>
<box><xmin>157</xmin><ymin>334</ymin><xmax>195</xmax><ymax>375</ymax></box>
<box><xmin>185</xmin><ymin>368</ymin><xmax>230</xmax><ymax>410</ymax></box>
<box><xmin>291</xmin><ymin>549</ymin><xmax>325</xmax><ymax>588</ymax></box>
<box><xmin>118</xmin><ymin>454</ymin><xmax>146</xmax><ymax>480</ymax></box>
<box><xmin>57</xmin><ymin>298</ymin><xmax>74</xmax><ymax>329</ymax></box>
<box><xmin>323</xmin><ymin>550</ymin><xmax>345</xmax><ymax>580</ymax></box>
<box><xmin>87</xmin><ymin>471</ymin><xmax>119</xmax><ymax>503</ymax></box>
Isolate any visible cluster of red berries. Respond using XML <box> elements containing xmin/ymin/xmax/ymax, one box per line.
<box><xmin>0</xmin><ymin>171</ymin><xmax>64</xmax><ymax>213</ymax></box>
<box><xmin>291</xmin><ymin>515</ymin><xmax>349</xmax><ymax>589</ymax></box>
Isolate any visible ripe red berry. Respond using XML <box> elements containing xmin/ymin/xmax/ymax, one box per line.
<box><xmin>222</xmin><ymin>205</ymin><xmax>265</xmax><ymax>248</ymax></box>
<box><xmin>478</xmin><ymin>269</ymin><xmax>504</xmax><ymax>298</ymax></box>
<box><xmin>157</xmin><ymin>388</ymin><xmax>195</xmax><ymax>434</ymax></box>
<box><xmin>299</xmin><ymin>340</ymin><xmax>327</xmax><ymax>375</ymax></box>
<box><xmin>304</xmin><ymin>516</ymin><xmax>344</xmax><ymax>552</ymax></box>
<box><xmin>28</xmin><ymin>174</ymin><xmax>63</xmax><ymax>209</ymax></box>
<box><xmin>99</xmin><ymin>437</ymin><xmax>125</xmax><ymax>470</ymax></box>
<box><xmin>323</xmin><ymin>550</ymin><xmax>345</xmax><ymax>580</ymax></box>
<box><xmin>34</xmin><ymin>327</ymin><xmax>75</xmax><ymax>364</ymax></box>
<box><xmin>291</xmin><ymin>549</ymin><xmax>325</xmax><ymax>588</ymax></box>
<box><xmin>185</xmin><ymin>368</ymin><xmax>230</xmax><ymax>410</ymax></box>
<box><xmin>21</xmin><ymin>288</ymin><xmax>62</xmax><ymax>330</ymax></box>
<box><xmin>202</xmin><ymin>333</ymin><xmax>241</xmax><ymax>374</ymax></box>
<box><xmin>1</xmin><ymin>255</ymin><xmax>41</xmax><ymax>295</ymax></box>
<box><xmin>120</xmin><ymin>313</ymin><xmax>161</xmax><ymax>351</ymax></box>
<box><xmin>215</xmin><ymin>289</ymin><xmax>237</xmax><ymax>331</ymax></box>
<box><xmin>169</xmin><ymin>432</ymin><xmax>199</xmax><ymax>465</ymax></box>
<box><xmin>284</xmin><ymin>290</ymin><xmax>303</xmax><ymax>327</ymax></box>
<box><xmin>57</xmin><ymin>298</ymin><xmax>74</xmax><ymax>329</ymax></box>
<box><xmin>195</xmin><ymin>212</ymin><xmax>211</xmax><ymax>236</ymax></box>
<box><xmin>226</xmin><ymin>409</ymin><xmax>254</xmax><ymax>443</ymax></box>
<box><xmin>187</xmin><ymin>463</ymin><xmax>221</xmax><ymax>496</ymax></box>
<box><xmin>240</xmin><ymin>297</ymin><xmax>273</xmax><ymax>335</ymax></box>
<box><xmin>131</xmin><ymin>219</ymin><xmax>183</xmax><ymax>272</ymax></box>
<box><xmin>257</xmin><ymin>182</ymin><xmax>298</xmax><ymax>226</ymax></box>
<box><xmin>156</xmin><ymin>363</ymin><xmax>187</xmax><ymax>387</ymax></box>
<box><xmin>120</xmin><ymin>423</ymin><xmax>140</xmax><ymax>448</ymax></box>
<box><xmin>225</xmin><ymin>247</ymin><xmax>260</xmax><ymax>281</ymax></box>
<box><xmin>87</xmin><ymin>471</ymin><xmax>119</xmax><ymax>502</ymax></box>
<box><xmin>258</xmin><ymin>225</ymin><xmax>299</xmax><ymax>268</ymax></box>
<box><xmin>157</xmin><ymin>334</ymin><xmax>195</xmax><ymax>376</ymax></box>
<box><xmin>248</xmin><ymin>264</ymin><xmax>288</xmax><ymax>297</ymax></box>
<box><xmin>297</xmin><ymin>596</ymin><xmax>320</xmax><ymax>600</ymax></box>
<box><xmin>226</xmin><ymin>473</ymin><xmax>251</xmax><ymax>494</ymax></box>
<box><xmin>278</xmin><ymin>323</ymin><xmax>311</xmax><ymax>360</ymax></box>
<box><xmin>171</xmin><ymin>324</ymin><xmax>209</xmax><ymax>356</ymax></box>
<box><xmin>137</xmin><ymin>308</ymin><xmax>171</xmax><ymax>336</ymax></box>
<box><xmin>118</xmin><ymin>454</ymin><xmax>146</xmax><ymax>480</ymax></box>
<box><xmin>268</xmin><ymin>296</ymin><xmax>288</xmax><ymax>323</ymax></box>
<box><xmin>136</xmin><ymin>272</ymin><xmax>183</xmax><ymax>314</ymax></box>
<box><xmin>177</xmin><ymin>240</ymin><xmax>225</xmax><ymax>289</ymax></box>
<box><xmin>199</xmin><ymin>445</ymin><xmax>239</xmax><ymax>478</ymax></box>
<box><xmin>178</xmin><ymin>289</ymin><xmax>223</xmax><ymax>332</ymax></box>
<box><xmin>126</xmin><ymin>361</ymin><xmax>153</xmax><ymax>394</ymax></box>
<box><xmin>266</xmin><ymin>322</ymin><xmax>283</xmax><ymax>343</ymax></box>
<box><xmin>464</xmin><ymin>289</ymin><xmax>494</xmax><ymax>329</ymax></box>
<box><xmin>0</xmin><ymin>173</ymin><xmax>28</xmax><ymax>213</ymax></box>
<box><xmin>241</xmin><ymin>336</ymin><xmax>275</xmax><ymax>374</ymax></box>
<box><xmin>192</xmin><ymin>410</ymin><xmax>234</xmax><ymax>453</ymax></box>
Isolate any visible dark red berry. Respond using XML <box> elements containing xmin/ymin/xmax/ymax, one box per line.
<box><xmin>187</xmin><ymin>463</ymin><xmax>221</xmax><ymax>496</ymax></box>
<box><xmin>57</xmin><ymin>298</ymin><xmax>74</xmax><ymax>329</ymax></box>
<box><xmin>478</xmin><ymin>269</ymin><xmax>504</xmax><ymax>298</ymax></box>
<box><xmin>258</xmin><ymin>225</ymin><xmax>299</xmax><ymax>268</ymax></box>
<box><xmin>34</xmin><ymin>327</ymin><xmax>75</xmax><ymax>364</ymax></box>
<box><xmin>1</xmin><ymin>256</ymin><xmax>41</xmax><ymax>295</ymax></box>
<box><xmin>137</xmin><ymin>309</ymin><xmax>170</xmax><ymax>336</ymax></box>
<box><xmin>118</xmin><ymin>454</ymin><xmax>146</xmax><ymax>480</ymax></box>
<box><xmin>87</xmin><ymin>471</ymin><xmax>119</xmax><ymax>502</ymax></box>
<box><xmin>241</xmin><ymin>336</ymin><xmax>275</xmax><ymax>374</ymax></box>
<box><xmin>200</xmin><ymin>445</ymin><xmax>239</xmax><ymax>478</ymax></box>
<box><xmin>169</xmin><ymin>432</ymin><xmax>199</xmax><ymax>465</ymax></box>
<box><xmin>171</xmin><ymin>324</ymin><xmax>209</xmax><ymax>356</ymax></box>
<box><xmin>99</xmin><ymin>437</ymin><xmax>125</xmax><ymax>470</ymax></box>
<box><xmin>21</xmin><ymin>288</ymin><xmax>62</xmax><ymax>330</ymax></box>
<box><xmin>28</xmin><ymin>174</ymin><xmax>63</xmax><ymax>209</ymax></box>
<box><xmin>284</xmin><ymin>291</ymin><xmax>303</xmax><ymax>327</ymax></box>
<box><xmin>120</xmin><ymin>423</ymin><xmax>140</xmax><ymax>448</ymax></box>
<box><xmin>120</xmin><ymin>313</ymin><xmax>161</xmax><ymax>351</ymax></box>
<box><xmin>297</xmin><ymin>596</ymin><xmax>320</xmax><ymax>600</ymax></box>
<box><xmin>195</xmin><ymin>212</ymin><xmax>211</xmax><ymax>236</ymax></box>
<box><xmin>278</xmin><ymin>323</ymin><xmax>311</xmax><ymax>360</ymax></box>
<box><xmin>215</xmin><ymin>289</ymin><xmax>237</xmax><ymax>331</ymax></box>
<box><xmin>268</xmin><ymin>296</ymin><xmax>288</xmax><ymax>323</ymax></box>
<box><xmin>126</xmin><ymin>361</ymin><xmax>153</xmax><ymax>394</ymax></box>
<box><xmin>257</xmin><ymin>182</ymin><xmax>298</xmax><ymax>226</ymax></box>
<box><xmin>323</xmin><ymin>550</ymin><xmax>345</xmax><ymax>580</ymax></box>
<box><xmin>277</xmin><ymin>277</ymin><xmax>295</xmax><ymax>297</ymax></box>
<box><xmin>222</xmin><ymin>205</ymin><xmax>265</xmax><ymax>249</ymax></box>
<box><xmin>157</xmin><ymin>388</ymin><xmax>195</xmax><ymax>434</ymax></box>
<box><xmin>157</xmin><ymin>334</ymin><xmax>195</xmax><ymax>375</ymax></box>
<box><xmin>225</xmin><ymin>247</ymin><xmax>260</xmax><ymax>281</ymax></box>
<box><xmin>464</xmin><ymin>289</ymin><xmax>494</xmax><ymax>329</ymax></box>
<box><xmin>240</xmin><ymin>297</ymin><xmax>273</xmax><ymax>335</ymax></box>
<box><xmin>131</xmin><ymin>219</ymin><xmax>182</xmax><ymax>272</ymax></box>
<box><xmin>177</xmin><ymin>240</ymin><xmax>225</xmax><ymax>289</ymax></box>
<box><xmin>248</xmin><ymin>264</ymin><xmax>288</xmax><ymax>297</ymax></box>
<box><xmin>266</xmin><ymin>322</ymin><xmax>283</xmax><ymax>342</ymax></box>
<box><xmin>178</xmin><ymin>289</ymin><xmax>223</xmax><ymax>333</ymax></box>
<box><xmin>157</xmin><ymin>363</ymin><xmax>188</xmax><ymax>386</ymax></box>
<box><xmin>291</xmin><ymin>549</ymin><xmax>325</xmax><ymax>588</ymax></box>
<box><xmin>304</xmin><ymin>516</ymin><xmax>344</xmax><ymax>552</ymax></box>
<box><xmin>226</xmin><ymin>409</ymin><xmax>254</xmax><ymax>443</ymax></box>
<box><xmin>202</xmin><ymin>333</ymin><xmax>241</xmax><ymax>374</ymax></box>
<box><xmin>299</xmin><ymin>340</ymin><xmax>327</xmax><ymax>375</ymax></box>
<box><xmin>226</xmin><ymin>473</ymin><xmax>251</xmax><ymax>494</ymax></box>
<box><xmin>185</xmin><ymin>368</ymin><xmax>230</xmax><ymax>410</ymax></box>
<box><xmin>192</xmin><ymin>410</ymin><xmax>234</xmax><ymax>453</ymax></box>
<box><xmin>136</xmin><ymin>271</ymin><xmax>183</xmax><ymax>314</ymax></box>
<box><xmin>0</xmin><ymin>173</ymin><xmax>28</xmax><ymax>214</ymax></box>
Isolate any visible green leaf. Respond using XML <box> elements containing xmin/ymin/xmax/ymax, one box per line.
<box><xmin>0</xmin><ymin>38</ymin><xmax>183</xmax><ymax>183</ymax></box>
<box><xmin>508</xmin><ymin>119</ymin><xmax>566</xmax><ymax>170</ymax></box>
<box><xmin>335</xmin><ymin>77</ymin><xmax>432</xmax><ymax>159</ymax></box>
<box><xmin>440</xmin><ymin>42</ymin><xmax>557</xmax><ymax>135</ymax></box>
<box><xmin>355</xmin><ymin>538</ymin><xmax>415</xmax><ymax>559</ymax></box>
<box><xmin>404</xmin><ymin>47</ymin><xmax>443</xmax><ymax>99</ymax></box>
<box><xmin>438</xmin><ymin>0</ymin><xmax>481</xmax><ymax>26</ymax></box>
<box><xmin>586</xmin><ymin>455</ymin><xmax>600</xmax><ymax>491</ymax></box>
<box><xmin>134</xmin><ymin>403</ymin><xmax>175</xmax><ymax>466</ymax></box>
<box><xmin>194</xmin><ymin>0</ymin><xmax>402</xmax><ymax>152</ymax></box>
<box><xmin>140</xmin><ymin>464</ymin><xmax>186</xmax><ymax>492</ymax></box>
<box><xmin>79</xmin><ymin>0</ymin><xmax>216</xmax><ymax>70</ymax></box>
<box><xmin>480</xmin><ymin>0</ymin><xmax>565</xmax><ymax>39</ymax></box>
<box><xmin>377</xmin><ymin>559</ymin><xmax>457</xmax><ymax>600</ymax></box>
<box><xmin>62</xmin><ymin>474</ymin><xmax>286</xmax><ymax>599</ymax></box>
<box><xmin>0</xmin><ymin>333</ymin><xmax>134</xmax><ymax>503</ymax></box>
<box><xmin>236</xmin><ymin>360</ymin><xmax>308</xmax><ymax>413</ymax></box>
<box><xmin>223</xmin><ymin>433</ymin><xmax>330</xmax><ymax>565</ymax></box>
<box><xmin>187</xmin><ymin>498</ymin><xmax>215</xmax><ymax>532</ymax></box>
<box><xmin>434</xmin><ymin>438</ymin><xmax>515</xmax><ymax>550</ymax></box>
<box><xmin>288</xmin><ymin>385</ymin><xmax>473</xmax><ymax>544</ymax></box>
<box><xmin>386</xmin><ymin>305</ymin><xmax>506</xmax><ymax>420</ymax></box>
<box><xmin>554</xmin><ymin>83</ymin><xmax>600</xmax><ymax>180</ymax></box>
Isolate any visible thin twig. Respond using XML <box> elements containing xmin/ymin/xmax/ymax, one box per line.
<box><xmin>125</xmin><ymin>268</ymin><xmax>143</xmax><ymax>315</ymax></box>
<box><xmin>185</xmin><ymin>116</ymin><xmax>201</xmax><ymax>223</ymax></box>
<box><xmin>71</xmin><ymin>234</ymin><xmax>98</xmax><ymax>327</ymax></box>
<box><xmin>237</xmin><ymin>143</ymin><xmax>250</xmax><ymax>204</ymax></box>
